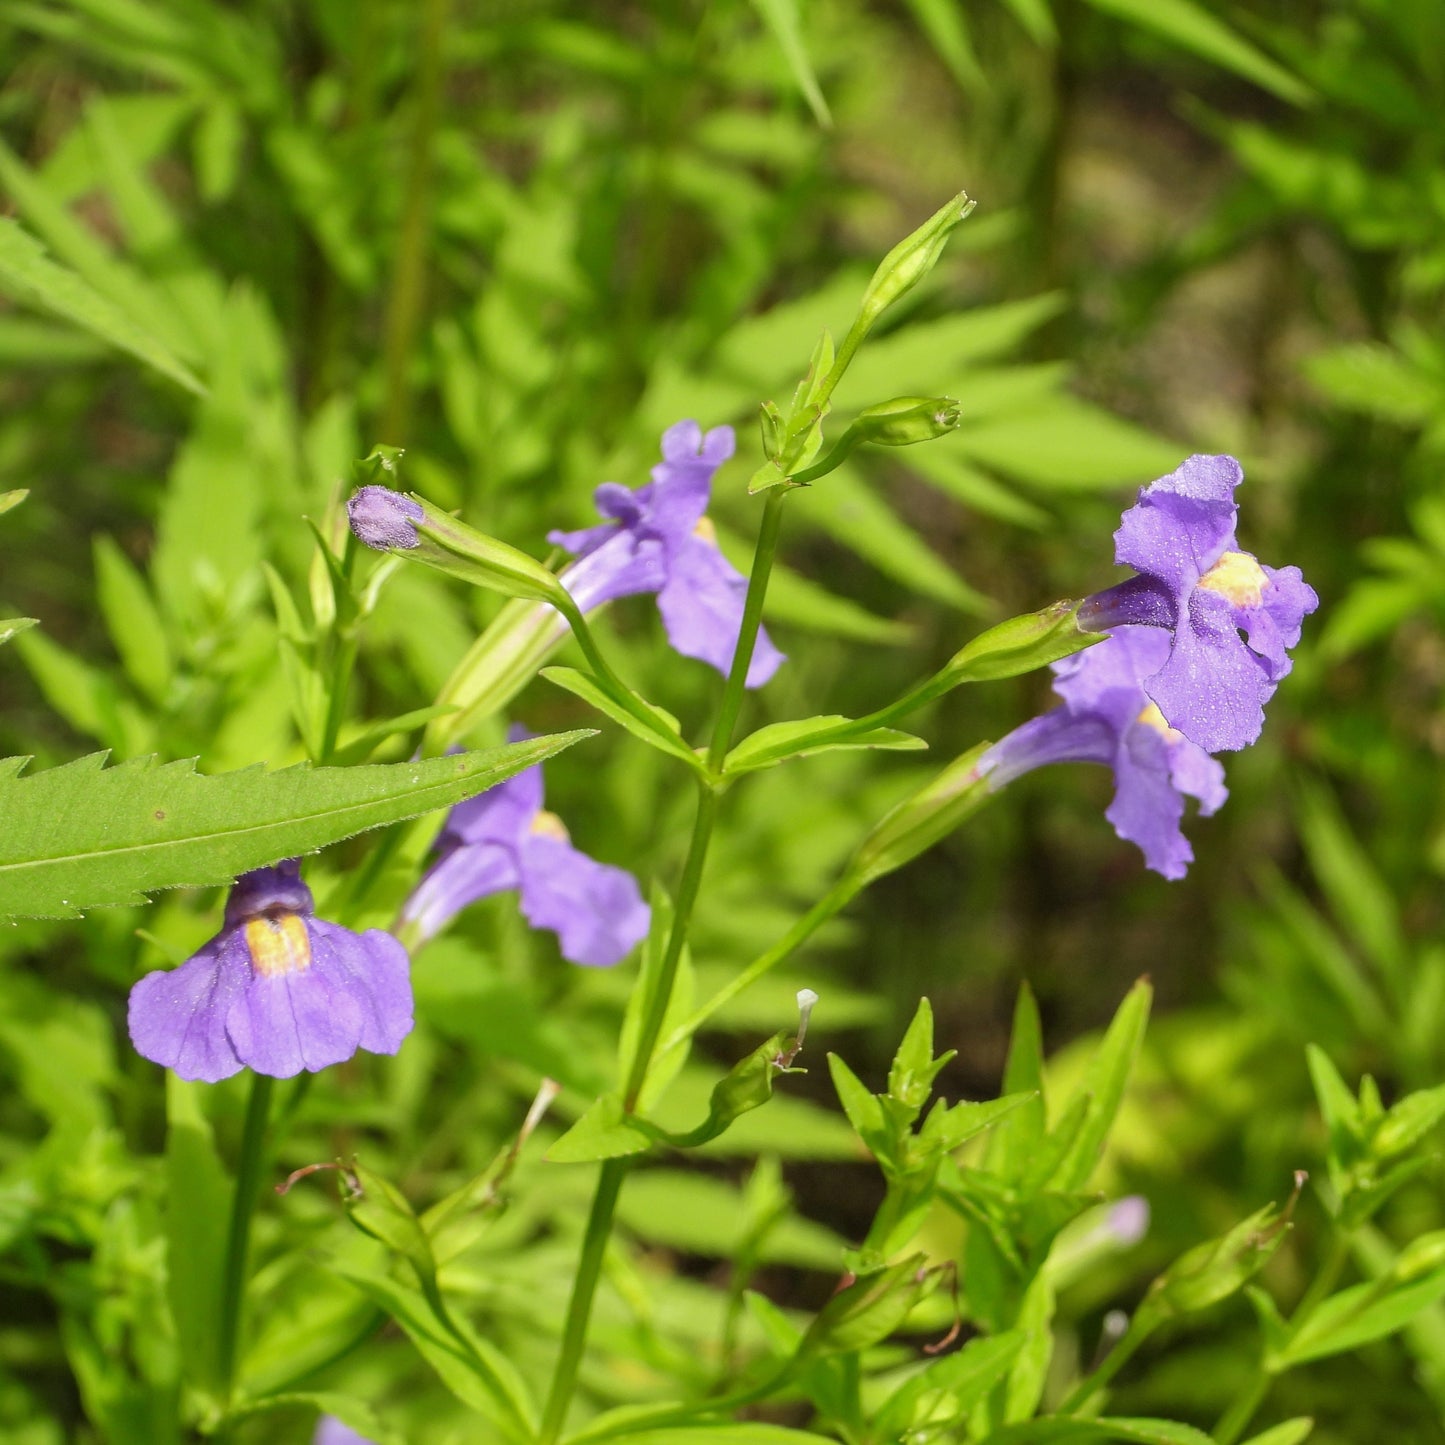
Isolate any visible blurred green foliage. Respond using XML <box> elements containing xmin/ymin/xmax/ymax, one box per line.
<box><xmin>4</xmin><ymin>0</ymin><xmax>1445</xmax><ymax>1442</ymax></box>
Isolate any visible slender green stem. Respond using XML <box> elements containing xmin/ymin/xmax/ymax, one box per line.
<box><xmin>538</xmin><ymin>1156</ymin><xmax>629</xmax><ymax>1444</ymax></box>
<box><xmin>217</xmin><ymin>1072</ymin><xmax>274</xmax><ymax>1403</ymax></box>
<box><xmin>663</xmin><ymin>875</ymin><xmax>862</xmax><ymax>1053</ymax></box>
<box><xmin>1212</xmin><ymin>1230</ymin><xmax>1351</xmax><ymax>1444</ymax></box>
<box><xmin>540</xmin><ymin>471</ymin><xmax>792</xmax><ymax>1442</ymax></box>
<box><xmin>1212</xmin><ymin>1377</ymin><xmax>1270</xmax><ymax>1445</ymax></box>
<box><xmin>624</xmin><ymin>783</ymin><xmax>719</xmax><ymax>1108</ymax></box>
<box><xmin>707</xmin><ymin>489</ymin><xmax>787</xmax><ymax>773</ymax></box>
<box><xmin>1059</xmin><ymin>1312</ymin><xmax>1156</xmax><ymax>1415</ymax></box>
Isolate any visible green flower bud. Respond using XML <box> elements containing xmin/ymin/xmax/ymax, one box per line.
<box><xmin>849</xmin><ymin>744</ymin><xmax>993</xmax><ymax>887</ymax></box>
<box><xmin>857</xmin><ymin>189</ymin><xmax>976</xmax><ymax>328</ymax></box>
<box><xmin>791</xmin><ymin>396</ymin><xmax>962</xmax><ymax>484</ymax></box>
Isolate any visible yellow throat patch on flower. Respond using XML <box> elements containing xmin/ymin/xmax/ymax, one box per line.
<box><xmin>245</xmin><ymin>913</ymin><xmax>313</xmax><ymax>978</ymax></box>
<box><xmin>1198</xmin><ymin>550</ymin><xmax>1268</xmax><ymax>608</ymax></box>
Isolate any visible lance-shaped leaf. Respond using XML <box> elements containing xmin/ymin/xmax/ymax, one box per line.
<box><xmin>0</xmin><ymin>732</ymin><xmax>590</xmax><ymax>919</ymax></box>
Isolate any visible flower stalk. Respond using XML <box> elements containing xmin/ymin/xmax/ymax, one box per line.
<box><xmin>217</xmin><ymin>1072</ymin><xmax>274</xmax><ymax>1405</ymax></box>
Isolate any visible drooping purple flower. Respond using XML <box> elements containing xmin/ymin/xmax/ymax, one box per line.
<box><xmin>128</xmin><ymin>861</ymin><xmax>413</xmax><ymax>1084</ymax></box>
<box><xmin>401</xmin><ymin>738</ymin><xmax>650</xmax><ymax>966</ymax></box>
<box><xmin>549</xmin><ymin>420</ymin><xmax>785</xmax><ymax>686</ymax></box>
<box><xmin>1078</xmin><ymin>454</ymin><xmax>1318</xmax><ymax>753</ymax></box>
<box><xmin>978</xmin><ymin>627</ymin><xmax>1227</xmax><ymax>879</ymax></box>
<box><xmin>314</xmin><ymin>1418</ymin><xmax>375</xmax><ymax>1445</ymax></box>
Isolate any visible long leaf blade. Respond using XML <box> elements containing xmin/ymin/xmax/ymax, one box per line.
<box><xmin>0</xmin><ymin>733</ymin><xmax>590</xmax><ymax>918</ymax></box>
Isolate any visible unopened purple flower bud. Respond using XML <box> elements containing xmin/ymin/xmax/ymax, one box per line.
<box><xmin>314</xmin><ymin>1417</ymin><xmax>376</xmax><ymax>1445</ymax></box>
<box><xmin>348</xmin><ymin>485</ymin><xmax>424</xmax><ymax>551</ymax></box>
<box><xmin>1106</xmin><ymin>1195</ymin><xmax>1151</xmax><ymax>1246</ymax></box>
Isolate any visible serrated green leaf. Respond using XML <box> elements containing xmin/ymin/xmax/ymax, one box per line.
<box><xmin>828</xmin><ymin>1052</ymin><xmax>887</xmax><ymax>1150</ymax></box>
<box><xmin>0</xmin><ymin>732</ymin><xmax>590</xmax><ymax>919</ymax></box>
<box><xmin>723</xmin><ymin>715</ymin><xmax>925</xmax><ymax>776</ymax></box>
<box><xmin>0</xmin><ymin>215</ymin><xmax>203</xmax><ymax>392</ymax></box>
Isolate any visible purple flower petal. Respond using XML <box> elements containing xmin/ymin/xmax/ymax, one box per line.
<box><xmin>224</xmin><ymin>932</ymin><xmax>367</xmax><ymax>1078</ymax></box>
<box><xmin>128</xmin><ymin>934</ymin><xmax>250</xmax><ymax>1083</ymax></box>
<box><xmin>518</xmin><ymin>834</ymin><xmax>651</xmax><ymax>967</ymax></box>
<box><xmin>310</xmin><ymin>922</ymin><xmax>414</xmax><ymax>1056</ymax></box>
<box><xmin>401</xmin><ymin>841</ymin><xmax>520</xmax><ymax>944</ymax></box>
<box><xmin>314</xmin><ymin>1417</ymin><xmax>376</xmax><ymax>1445</ymax></box>
<box><xmin>657</xmin><ymin>534</ymin><xmax>784</xmax><ymax>685</ymax></box>
<box><xmin>401</xmin><ymin>735</ymin><xmax>651</xmax><ymax>962</ymax></box>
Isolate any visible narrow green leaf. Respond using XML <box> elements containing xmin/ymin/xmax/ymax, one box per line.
<box><xmin>984</xmin><ymin>1417</ymin><xmax>1215</xmax><ymax>1443</ymax></box>
<box><xmin>0</xmin><ymin>732</ymin><xmax>591</xmax><ymax>919</ymax></box>
<box><xmin>0</xmin><ymin>215</ymin><xmax>202</xmax><ymax>392</ymax></box>
<box><xmin>220</xmin><ymin>1393</ymin><xmax>403</xmax><ymax>1445</ymax></box>
<box><xmin>1083</xmin><ymin>0</ymin><xmax>1310</xmax><ymax>105</ymax></box>
<box><xmin>94</xmin><ymin>535</ymin><xmax>172</xmax><ymax>703</ymax></box>
<box><xmin>874</xmin><ymin>1330</ymin><xmax>1026</xmax><ymax>1439</ymax></box>
<box><xmin>724</xmin><ymin>715</ymin><xmax>925</xmax><ymax>776</ymax></box>
<box><xmin>804</xmin><ymin>465</ymin><xmax>989</xmax><ymax>613</ymax></box>
<box><xmin>540</xmin><ymin>665</ymin><xmax>702</xmax><ymax>771</ymax></box>
<box><xmin>328</xmin><ymin>1266</ymin><xmax>533</xmax><ymax>1441</ymax></box>
<box><xmin>748</xmin><ymin>0</ymin><xmax>832</xmax><ymax>126</ymax></box>
<box><xmin>717</xmin><ymin>525</ymin><xmax>910</xmax><ymax>644</ymax></box>
<box><xmin>1241</xmin><ymin>1421</ymin><xmax>1313</xmax><ymax>1445</ymax></box>
<box><xmin>1282</xmin><ymin>1265</ymin><xmax>1445</xmax><ymax>1365</ymax></box>
<box><xmin>0</xmin><ymin>617</ymin><xmax>38</xmax><ymax>647</ymax></box>
<box><xmin>165</xmin><ymin>1077</ymin><xmax>230</xmax><ymax>1395</ymax></box>
<box><xmin>1051</xmin><ymin>979</ymin><xmax>1152</xmax><ymax>1192</ymax></box>
<box><xmin>545</xmin><ymin>1094</ymin><xmax>653</xmax><ymax>1164</ymax></box>
<box><xmin>987</xmin><ymin>982</ymin><xmax>1048</xmax><ymax>1178</ymax></box>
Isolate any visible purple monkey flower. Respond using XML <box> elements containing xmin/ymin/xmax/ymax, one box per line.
<box><xmin>549</xmin><ymin>420</ymin><xmax>785</xmax><ymax>686</ymax></box>
<box><xmin>401</xmin><ymin>739</ymin><xmax>650</xmax><ymax>966</ymax></box>
<box><xmin>128</xmin><ymin>861</ymin><xmax>413</xmax><ymax>1084</ymax></box>
<box><xmin>1079</xmin><ymin>454</ymin><xmax>1318</xmax><ymax>753</ymax></box>
<box><xmin>314</xmin><ymin>1418</ymin><xmax>375</xmax><ymax>1445</ymax></box>
<box><xmin>979</xmin><ymin>627</ymin><xmax>1227</xmax><ymax>880</ymax></box>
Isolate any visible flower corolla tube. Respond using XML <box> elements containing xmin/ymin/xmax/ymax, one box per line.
<box><xmin>128</xmin><ymin>860</ymin><xmax>413</xmax><ymax>1083</ymax></box>
<box><xmin>550</xmin><ymin>419</ymin><xmax>785</xmax><ymax>686</ymax></box>
<box><xmin>402</xmin><ymin>736</ymin><xmax>650</xmax><ymax>966</ymax></box>
<box><xmin>1079</xmin><ymin>454</ymin><xmax>1318</xmax><ymax>753</ymax></box>
<box><xmin>979</xmin><ymin>627</ymin><xmax>1228</xmax><ymax>880</ymax></box>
